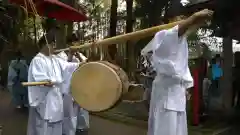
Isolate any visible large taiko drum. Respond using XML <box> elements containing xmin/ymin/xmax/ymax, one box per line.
<box><xmin>70</xmin><ymin>61</ymin><xmax>129</xmax><ymax>112</ymax></box>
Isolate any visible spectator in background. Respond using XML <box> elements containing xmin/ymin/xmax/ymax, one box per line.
<box><xmin>140</xmin><ymin>50</ymin><xmax>156</xmax><ymax>109</ymax></box>
<box><xmin>206</xmin><ymin>55</ymin><xmax>223</xmax><ymax>112</ymax></box>
<box><xmin>7</xmin><ymin>51</ymin><xmax>28</xmax><ymax>109</ymax></box>
<box><xmin>232</xmin><ymin>52</ymin><xmax>240</xmax><ymax>108</ymax></box>
<box><xmin>211</xmin><ymin>54</ymin><xmax>223</xmax><ymax>95</ymax></box>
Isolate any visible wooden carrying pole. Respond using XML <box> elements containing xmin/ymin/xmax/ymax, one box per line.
<box><xmin>55</xmin><ymin>20</ymin><xmax>183</xmax><ymax>53</ymax></box>
<box><xmin>22</xmin><ymin>20</ymin><xmax>183</xmax><ymax>86</ymax></box>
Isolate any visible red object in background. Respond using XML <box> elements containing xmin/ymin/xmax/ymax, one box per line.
<box><xmin>9</xmin><ymin>0</ymin><xmax>88</xmax><ymax>22</ymax></box>
<box><xmin>200</xmin><ymin>58</ymin><xmax>207</xmax><ymax>76</ymax></box>
<box><xmin>192</xmin><ymin>68</ymin><xmax>200</xmax><ymax>125</ymax></box>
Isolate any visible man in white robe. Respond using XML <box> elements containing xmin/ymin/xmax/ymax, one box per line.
<box><xmin>27</xmin><ymin>33</ymin><xmax>83</xmax><ymax>135</ymax></box>
<box><xmin>144</xmin><ymin>9</ymin><xmax>213</xmax><ymax>135</ymax></box>
<box><xmin>57</xmin><ymin>50</ymin><xmax>89</xmax><ymax>135</ymax></box>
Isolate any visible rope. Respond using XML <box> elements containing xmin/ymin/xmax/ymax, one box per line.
<box><xmin>24</xmin><ymin>0</ymin><xmax>28</xmax><ymax>14</ymax></box>
<box><xmin>22</xmin><ymin>0</ymin><xmax>50</xmax><ymax>47</ymax></box>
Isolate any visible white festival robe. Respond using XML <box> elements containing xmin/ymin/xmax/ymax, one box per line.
<box><xmin>27</xmin><ymin>53</ymin><xmax>79</xmax><ymax>135</ymax></box>
<box><xmin>147</xmin><ymin>25</ymin><xmax>194</xmax><ymax>135</ymax></box>
<box><xmin>57</xmin><ymin>51</ymin><xmax>90</xmax><ymax>133</ymax></box>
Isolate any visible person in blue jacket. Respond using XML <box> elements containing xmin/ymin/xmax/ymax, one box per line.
<box><xmin>211</xmin><ymin>55</ymin><xmax>223</xmax><ymax>94</ymax></box>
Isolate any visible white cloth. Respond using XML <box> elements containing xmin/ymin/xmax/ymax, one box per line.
<box><xmin>62</xmin><ymin>94</ymin><xmax>78</xmax><ymax>135</ymax></box>
<box><xmin>141</xmin><ymin>38</ymin><xmax>155</xmax><ymax>56</ymax></box>
<box><xmin>27</xmin><ymin>53</ymin><xmax>79</xmax><ymax>135</ymax></box>
<box><xmin>27</xmin><ymin>107</ymin><xmax>63</xmax><ymax>135</ymax></box>
<box><xmin>147</xmin><ymin>25</ymin><xmax>193</xmax><ymax>135</ymax></box>
<box><xmin>57</xmin><ymin>51</ymin><xmax>89</xmax><ymax>133</ymax></box>
<box><xmin>180</xmin><ymin>0</ymin><xmax>190</xmax><ymax>6</ymax></box>
<box><xmin>76</xmin><ymin>107</ymin><xmax>89</xmax><ymax>130</ymax></box>
<box><xmin>57</xmin><ymin>51</ymin><xmax>79</xmax><ymax>94</ymax></box>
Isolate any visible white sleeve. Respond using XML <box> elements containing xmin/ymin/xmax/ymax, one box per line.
<box><xmin>78</xmin><ymin>52</ymin><xmax>88</xmax><ymax>62</ymax></box>
<box><xmin>29</xmin><ymin>58</ymin><xmax>51</xmax><ymax>82</ymax></box>
<box><xmin>154</xmin><ymin>25</ymin><xmax>181</xmax><ymax>57</ymax></box>
<box><xmin>57</xmin><ymin>51</ymin><xmax>68</xmax><ymax>61</ymax></box>
<box><xmin>72</xmin><ymin>56</ymin><xmax>80</xmax><ymax>63</ymax></box>
<box><xmin>57</xmin><ymin>57</ymin><xmax>80</xmax><ymax>74</ymax></box>
<box><xmin>151</xmin><ymin>25</ymin><xmax>182</xmax><ymax>75</ymax></box>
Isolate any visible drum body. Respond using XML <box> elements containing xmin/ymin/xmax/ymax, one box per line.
<box><xmin>70</xmin><ymin>61</ymin><xmax>129</xmax><ymax>112</ymax></box>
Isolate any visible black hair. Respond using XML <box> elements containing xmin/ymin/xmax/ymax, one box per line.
<box><xmin>38</xmin><ymin>36</ymin><xmax>47</xmax><ymax>49</ymax></box>
<box><xmin>16</xmin><ymin>51</ymin><xmax>22</xmax><ymax>57</ymax></box>
<box><xmin>215</xmin><ymin>54</ymin><xmax>221</xmax><ymax>58</ymax></box>
<box><xmin>38</xmin><ymin>29</ymin><xmax>56</xmax><ymax>49</ymax></box>
<box><xmin>67</xmin><ymin>33</ymin><xmax>79</xmax><ymax>44</ymax></box>
<box><xmin>16</xmin><ymin>51</ymin><xmax>22</xmax><ymax>61</ymax></box>
<box><xmin>211</xmin><ymin>58</ymin><xmax>216</xmax><ymax>64</ymax></box>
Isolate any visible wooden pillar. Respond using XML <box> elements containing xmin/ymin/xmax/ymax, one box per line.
<box><xmin>222</xmin><ymin>37</ymin><xmax>233</xmax><ymax>113</ymax></box>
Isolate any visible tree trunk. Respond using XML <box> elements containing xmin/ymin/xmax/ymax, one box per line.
<box><xmin>222</xmin><ymin>37</ymin><xmax>233</xmax><ymax>114</ymax></box>
<box><xmin>108</xmin><ymin>0</ymin><xmax>118</xmax><ymax>62</ymax></box>
<box><xmin>148</xmin><ymin>0</ymin><xmax>169</xmax><ymax>26</ymax></box>
<box><xmin>126</xmin><ymin>0</ymin><xmax>134</xmax><ymax>78</ymax></box>
<box><xmin>67</xmin><ymin>23</ymin><xmax>73</xmax><ymax>38</ymax></box>
<box><xmin>65</xmin><ymin>0</ymin><xmax>75</xmax><ymax>38</ymax></box>
<box><xmin>136</xmin><ymin>0</ymin><xmax>170</xmax><ymax>56</ymax></box>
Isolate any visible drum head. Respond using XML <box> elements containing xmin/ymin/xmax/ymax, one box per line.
<box><xmin>99</xmin><ymin>61</ymin><xmax>129</xmax><ymax>94</ymax></box>
<box><xmin>71</xmin><ymin>62</ymin><xmax>123</xmax><ymax>112</ymax></box>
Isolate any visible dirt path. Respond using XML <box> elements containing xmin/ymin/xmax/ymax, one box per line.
<box><xmin>89</xmin><ymin>116</ymin><xmax>146</xmax><ymax>135</ymax></box>
<box><xmin>0</xmin><ymin>90</ymin><xmax>146</xmax><ymax>135</ymax></box>
<box><xmin>2</xmin><ymin>90</ymin><xmax>240</xmax><ymax>135</ymax></box>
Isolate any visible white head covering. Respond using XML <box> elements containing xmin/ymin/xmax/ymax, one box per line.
<box><xmin>141</xmin><ymin>38</ymin><xmax>154</xmax><ymax>56</ymax></box>
<box><xmin>180</xmin><ymin>0</ymin><xmax>190</xmax><ymax>6</ymax></box>
<box><xmin>141</xmin><ymin>39</ymin><xmax>156</xmax><ymax>68</ymax></box>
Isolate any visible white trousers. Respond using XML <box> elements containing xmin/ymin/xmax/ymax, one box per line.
<box><xmin>63</xmin><ymin>94</ymin><xmax>78</xmax><ymax>135</ymax></box>
<box><xmin>148</xmin><ymin>108</ymin><xmax>187</xmax><ymax>135</ymax></box>
<box><xmin>63</xmin><ymin>94</ymin><xmax>89</xmax><ymax>134</ymax></box>
<box><xmin>27</xmin><ymin>107</ymin><xmax>63</xmax><ymax>135</ymax></box>
<box><xmin>148</xmin><ymin>76</ymin><xmax>188</xmax><ymax>135</ymax></box>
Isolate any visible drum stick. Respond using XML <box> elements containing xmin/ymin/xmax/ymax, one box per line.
<box><xmin>54</xmin><ymin>20</ymin><xmax>183</xmax><ymax>53</ymax></box>
<box><xmin>22</xmin><ymin>81</ymin><xmax>50</xmax><ymax>86</ymax></box>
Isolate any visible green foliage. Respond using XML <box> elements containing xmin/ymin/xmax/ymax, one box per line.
<box><xmin>133</xmin><ymin>0</ymin><xmax>170</xmax><ymax>54</ymax></box>
<box><xmin>188</xmin><ymin>32</ymin><xmax>200</xmax><ymax>44</ymax></box>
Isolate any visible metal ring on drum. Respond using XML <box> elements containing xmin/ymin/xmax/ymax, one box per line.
<box><xmin>70</xmin><ymin>61</ymin><xmax>129</xmax><ymax>112</ymax></box>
